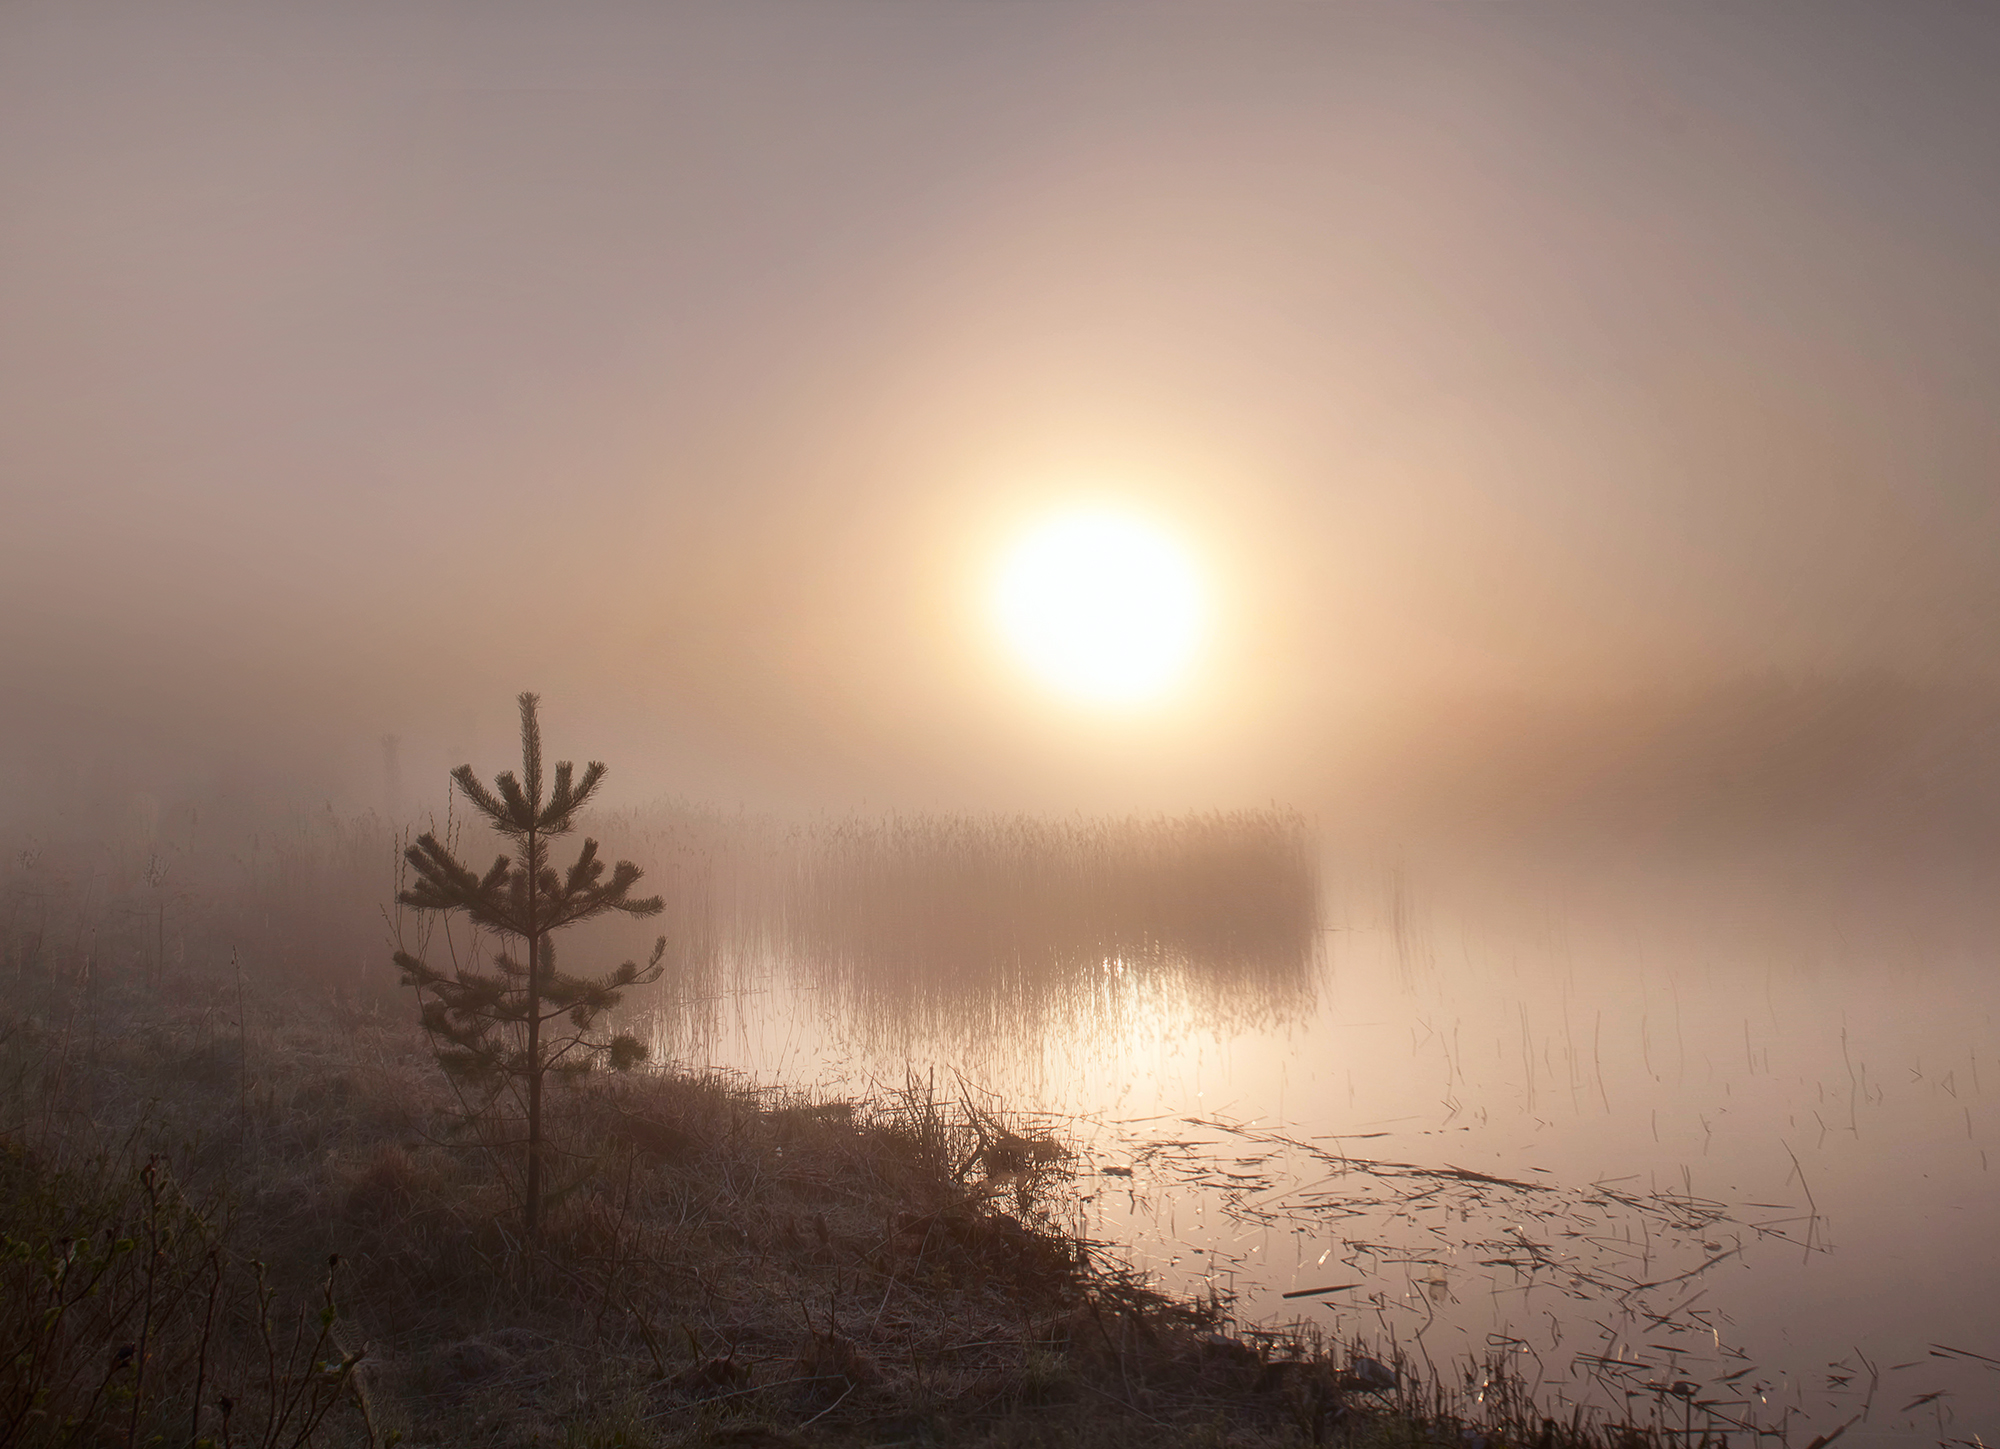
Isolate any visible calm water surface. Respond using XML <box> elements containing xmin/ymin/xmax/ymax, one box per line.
<box><xmin>651</xmin><ymin>853</ymin><xmax>1999</xmax><ymax>1446</ymax></box>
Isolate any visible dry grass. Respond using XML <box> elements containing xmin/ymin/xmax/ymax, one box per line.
<box><xmin>2</xmin><ymin>952</ymin><xmax>1696</xmax><ymax>1449</ymax></box>
<box><xmin>1</xmin><ymin>822</ymin><xmax>1684</xmax><ymax>1449</ymax></box>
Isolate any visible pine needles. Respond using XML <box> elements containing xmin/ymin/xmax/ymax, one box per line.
<box><xmin>393</xmin><ymin>693</ymin><xmax>666</xmax><ymax>1242</ymax></box>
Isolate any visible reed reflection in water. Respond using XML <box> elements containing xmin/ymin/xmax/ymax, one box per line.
<box><xmin>632</xmin><ymin>807</ymin><xmax>1321</xmax><ymax>1060</ymax></box>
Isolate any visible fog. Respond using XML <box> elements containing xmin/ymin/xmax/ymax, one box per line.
<box><xmin>6</xmin><ymin>1</ymin><xmax>2000</xmax><ymax>833</ymax></box>
<box><xmin>6</xmin><ymin>9</ymin><xmax>2000</xmax><ymax>1440</ymax></box>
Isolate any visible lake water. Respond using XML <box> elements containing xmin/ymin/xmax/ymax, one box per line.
<box><xmin>650</xmin><ymin>847</ymin><xmax>1999</xmax><ymax>1446</ymax></box>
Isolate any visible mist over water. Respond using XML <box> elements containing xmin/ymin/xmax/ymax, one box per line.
<box><xmin>5</xmin><ymin>692</ymin><xmax>1998</xmax><ymax>1443</ymax></box>
<box><xmin>8</xmin><ymin>3</ymin><xmax>2000</xmax><ymax>1442</ymax></box>
<box><xmin>642</xmin><ymin>834</ymin><xmax>1998</xmax><ymax>1445</ymax></box>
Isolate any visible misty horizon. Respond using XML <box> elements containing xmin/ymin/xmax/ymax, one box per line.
<box><xmin>7</xmin><ymin>2</ymin><xmax>2000</xmax><ymax>830</ymax></box>
<box><xmin>5</xmin><ymin>9</ymin><xmax>1998</xmax><ymax>1439</ymax></box>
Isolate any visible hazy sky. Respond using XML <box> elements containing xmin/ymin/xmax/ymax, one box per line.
<box><xmin>6</xmin><ymin>2</ymin><xmax>1999</xmax><ymax>816</ymax></box>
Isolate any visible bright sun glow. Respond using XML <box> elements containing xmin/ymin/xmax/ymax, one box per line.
<box><xmin>992</xmin><ymin>507</ymin><xmax>1206</xmax><ymax>706</ymax></box>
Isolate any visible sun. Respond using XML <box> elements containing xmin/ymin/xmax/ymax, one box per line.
<box><xmin>991</xmin><ymin>507</ymin><xmax>1207</xmax><ymax>706</ymax></box>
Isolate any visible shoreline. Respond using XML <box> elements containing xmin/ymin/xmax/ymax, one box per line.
<box><xmin>1</xmin><ymin>962</ymin><xmax>1714</xmax><ymax>1448</ymax></box>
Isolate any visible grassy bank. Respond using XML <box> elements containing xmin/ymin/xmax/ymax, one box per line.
<box><xmin>3</xmin><ymin>953</ymin><xmax>1685</xmax><ymax>1449</ymax></box>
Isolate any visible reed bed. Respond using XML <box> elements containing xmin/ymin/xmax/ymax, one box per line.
<box><xmin>5</xmin><ymin>796</ymin><xmax>1322</xmax><ymax>1064</ymax></box>
<box><xmin>727</xmin><ymin>807</ymin><xmax>1320</xmax><ymax>1048</ymax></box>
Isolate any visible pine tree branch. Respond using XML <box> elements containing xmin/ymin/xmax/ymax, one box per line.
<box><xmin>449</xmin><ymin>766</ymin><xmax>510</xmax><ymax>832</ymax></box>
<box><xmin>494</xmin><ymin>772</ymin><xmax>533</xmax><ymax>829</ymax></box>
<box><xmin>517</xmin><ymin>692</ymin><xmax>543</xmax><ymax>809</ymax></box>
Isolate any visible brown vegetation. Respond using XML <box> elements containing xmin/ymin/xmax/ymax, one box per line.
<box><xmin>0</xmin><ymin>815</ymin><xmax>1688</xmax><ymax>1449</ymax></box>
<box><xmin>2</xmin><ymin>949</ymin><xmax>1698</xmax><ymax>1449</ymax></box>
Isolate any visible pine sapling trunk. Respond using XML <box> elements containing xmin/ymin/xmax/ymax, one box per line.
<box><xmin>524</xmin><ymin>819</ymin><xmax>542</xmax><ymax>1243</ymax></box>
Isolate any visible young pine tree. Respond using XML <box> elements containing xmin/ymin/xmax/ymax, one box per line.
<box><xmin>394</xmin><ymin>692</ymin><xmax>666</xmax><ymax>1241</ymax></box>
